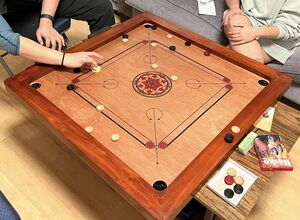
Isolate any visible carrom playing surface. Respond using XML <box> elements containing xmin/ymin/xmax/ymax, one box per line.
<box><xmin>5</xmin><ymin>13</ymin><xmax>291</xmax><ymax>220</ymax></box>
<box><xmin>36</xmin><ymin>24</ymin><xmax>263</xmax><ymax>185</ymax></box>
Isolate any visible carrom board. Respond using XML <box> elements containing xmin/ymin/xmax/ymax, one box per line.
<box><xmin>5</xmin><ymin>13</ymin><xmax>291</xmax><ymax>220</ymax></box>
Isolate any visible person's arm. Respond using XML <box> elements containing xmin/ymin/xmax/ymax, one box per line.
<box><xmin>0</xmin><ymin>15</ymin><xmax>20</xmax><ymax>55</ymax></box>
<box><xmin>40</xmin><ymin>0</ymin><xmax>60</xmax><ymax>17</ymax></box>
<box><xmin>20</xmin><ymin>36</ymin><xmax>62</xmax><ymax>64</ymax></box>
<box><xmin>36</xmin><ymin>0</ymin><xmax>64</xmax><ymax>50</ymax></box>
<box><xmin>1</xmin><ymin>15</ymin><xmax>102</xmax><ymax>68</ymax></box>
<box><xmin>272</xmin><ymin>0</ymin><xmax>300</xmax><ymax>40</ymax></box>
<box><xmin>19</xmin><ymin>36</ymin><xmax>102</xmax><ymax>68</ymax></box>
<box><xmin>226</xmin><ymin>0</ymin><xmax>240</xmax><ymax>9</ymax></box>
<box><xmin>1</xmin><ymin>14</ymin><xmax>102</xmax><ymax>69</ymax></box>
<box><xmin>255</xmin><ymin>26</ymin><xmax>280</xmax><ymax>39</ymax></box>
<box><xmin>228</xmin><ymin>25</ymin><xmax>280</xmax><ymax>45</ymax></box>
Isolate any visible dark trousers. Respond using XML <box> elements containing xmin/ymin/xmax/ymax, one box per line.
<box><xmin>4</xmin><ymin>0</ymin><xmax>115</xmax><ymax>41</ymax></box>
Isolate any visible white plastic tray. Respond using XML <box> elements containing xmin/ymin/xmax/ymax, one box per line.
<box><xmin>207</xmin><ymin>158</ymin><xmax>257</xmax><ymax>207</ymax></box>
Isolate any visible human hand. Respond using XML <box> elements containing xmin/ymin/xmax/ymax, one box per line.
<box><xmin>227</xmin><ymin>26</ymin><xmax>259</xmax><ymax>45</ymax></box>
<box><xmin>223</xmin><ymin>8</ymin><xmax>244</xmax><ymax>27</ymax></box>
<box><xmin>36</xmin><ymin>19</ymin><xmax>65</xmax><ymax>51</ymax></box>
<box><xmin>62</xmin><ymin>52</ymin><xmax>104</xmax><ymax>68</ymax></box>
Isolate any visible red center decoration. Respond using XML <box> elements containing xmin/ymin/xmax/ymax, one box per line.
<box><xmin>133</xmin><ymin>71</ymin><xmax>172</xmax><ymax>98</ymax></box>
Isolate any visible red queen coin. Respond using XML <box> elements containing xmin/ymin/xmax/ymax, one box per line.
<box><xmin>224</xmin><ymin>175</ymin><xmax>234</xmax><ymax>185</ymax></box>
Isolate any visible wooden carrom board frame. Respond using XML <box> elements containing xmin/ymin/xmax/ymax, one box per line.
<box><xmin>5</xmin><ymin>13</ymin><xmax>291</xmax><ymax>220</ymax></box>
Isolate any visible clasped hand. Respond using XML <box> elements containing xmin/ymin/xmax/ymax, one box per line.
<box><xmin>36</xmin><ymin>19</ymin><xmax>65</xmax><ymax>51</ymax></box>
<box><xmin>227</xmin><ymin>26</ymin><xmax>258</xmax><ymax>45</ymax></box>
<box><xmin>223</xmin><ymin>8</ymin><xmax>244</xmax><ymax>27</ymax></box>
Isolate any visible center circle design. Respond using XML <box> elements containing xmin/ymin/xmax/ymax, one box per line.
<box><xmin>132</xmin><ymin>71</ymin><xmax>172</xmax><ymax>98</ymax></box>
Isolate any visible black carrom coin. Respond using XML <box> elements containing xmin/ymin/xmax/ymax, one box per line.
<box><xmin>122</xmin><ymin>34</ymin><xmax>129</xmax><ymax>39</ymax></box>
<box><xmin>258</xmin><ymin>79</ymin><xmax>269</xmax><ymax>86</ymax></box>
<box><xmin>151</xmin><ymin>25</ymin><xmax>157</xmax><ymax>30</ymax></box>
<box><xmin>224</xmin><ymin>188</ymin><xmax>234</xmax><ymax>199</ymax></box>
<box><xmin>169</xmin><ymin>46</ymin><xmax>176</xmax><ymax>51</ymax></box>
<box><xmin>185</xmin><ymin>41</ymin><xmax>192</xmax><ymax>46</ymax></box>
<box><xmin>144</xmin><ymin>24</ymin><xmax>152</xmax><ymax>28</ymax></box>
<box><xmin>224</xmin><ymin>133</ymin><xmax>234</xmax><ymax>143</ymax></box>
<box><xmin>66</xmin><ymin>84</ymin><xmax>75</xmax><ymax>91</ymax></box>
<box><xmin>233</xmin><ymin>184</ymin><xmax>244</xmax><ymax>194</ymax></box>
<box><xmin>30</xmin><ymin>82</ymin><xmax>41</xmax><ymax>89</ymax></box>
<box><xmin>153</xmin><ymin>180</ymin><xmax>167</xmax><ymax>191</ymax></box>
<box><xmin>73</xmin><ymin>68</ymin><xmax>81</xmax><ymax>73</ymax></box>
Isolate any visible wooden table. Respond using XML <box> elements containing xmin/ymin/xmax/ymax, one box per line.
<box><xmin>195</xmin><ymin>101</ymin><xmax>300</xmax><ymax>220</ymax></box>
<box><xmin>4</xmin><ymin>13</ymin><xmax>291</xmax><ymax>219</ymax></box>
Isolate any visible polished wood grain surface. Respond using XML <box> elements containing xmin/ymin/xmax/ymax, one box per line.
<box><xmin>4</xmin><ymin>13</ymin><xmax>291</xmax><ymax>219</ymax></box>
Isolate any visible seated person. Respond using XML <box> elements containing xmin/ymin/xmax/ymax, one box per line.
<box><xmin>223</xmin><ymin>0</ymin><xmax>300</xmax><ymax>64</ymax></box>
<box><xmin>0</xmin><ymin>0</ymin><xmax>115</xmax><ymax>68</ymax></box>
